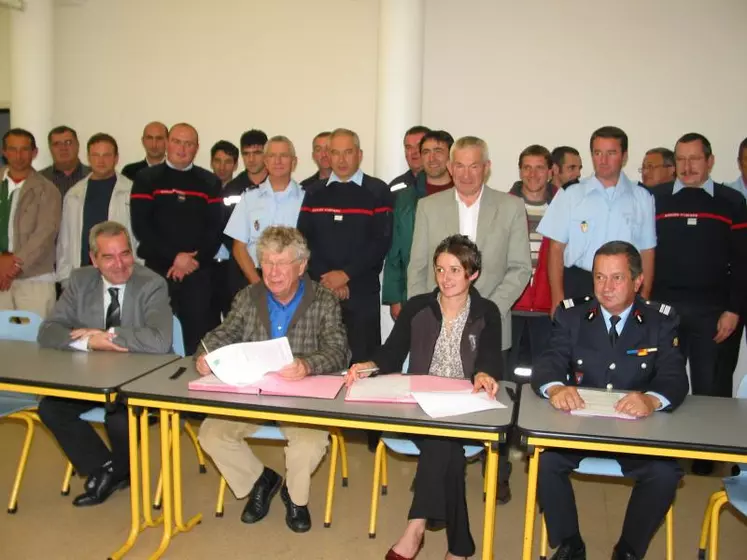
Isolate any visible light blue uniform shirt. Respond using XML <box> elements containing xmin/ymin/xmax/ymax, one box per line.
<box><xmin>541</xmin><ymin>302</ymin><xmax>670</xmax><ymax>409</ymax></box>
<box><xmin>223</xmin><ymin>178</ymin><xmax>304</xmax><ymax>264</ymax></box>
<box><xmin>537</xmin><ymin>172</ymin><xmax>656</xmax><ymax>271</ymax></box>
<box><xmin>327</xmin><ymin>168</ymin><xmax>364</xmax><ymax>186</ymax></box>
<box><xmin>727</xmin><ymin>176</ymin><xmax>747</xmax><ymax>199</ymax></box>
<box><xmin>673</xmin><ymin>177</ymin><xmax>714</xmax><ymax>196</ymax></box>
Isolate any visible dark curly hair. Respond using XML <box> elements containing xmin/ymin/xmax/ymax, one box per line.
<box><xmin>432</xmin><ymin>234</ymin><xmax>482</xmax><ymax>278</ymax></box>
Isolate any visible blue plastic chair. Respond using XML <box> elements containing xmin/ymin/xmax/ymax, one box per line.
<box><xmin>61</xmin><ymin>315</ymin><xmax>207</xmax><ymax>495</ymax></box>
<box><xmin>0</xmin><ymin>310</ymin><xmax>44</xmax><ymax>513</ymax></box>
<box><xmin>697</xmin><ymin>374</ymin><xmax>747</xmax><ymax>560</ymax></box>
<box><xmin>212</xmin><ymin>425</ymin><xmax>350</xmax><ymax>528</ymax></box>
<box><xmin>367</xmin><ymin>434</ymin><xmax>487</xmax><ymax>538</ymax></box>
<box><xmin>538</xmin><ymin>456</ymin><xmax>674</xmax><ymax>559</ymax></box>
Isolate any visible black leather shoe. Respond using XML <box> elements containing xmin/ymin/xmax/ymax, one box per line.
<box><xmin>72</xmin><ymin>467</ymin><xmax>129</xmax><ymax>507</ymax></box>
<box><xmin>611</xmin><ymin>545</ymin><xmax>639</xmax><ymax>560</ymax></box>
<box><xmin>280</xmin><ymin>484</ymin><xmax>311</xmax><ymax>533</ymax></box>
<box><xmin>551</xmin><ymin>540</ymin><xmax>586</xmax><ymax>560</ymax></box>
<box><xmin>241</xmin><ymin>467</ymin><xmax>282</xmax><ymax>524</ymax></box>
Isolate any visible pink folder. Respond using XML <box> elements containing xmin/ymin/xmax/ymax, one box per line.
<box><xmin>344</xmin><ymin>374</ymin><xmax>473</xmax><ymax>403</ymax></box>
<box><xmin>188</xmin><ymin>373</ymin><xmax>344</xmax><ymax>400</ymax></box>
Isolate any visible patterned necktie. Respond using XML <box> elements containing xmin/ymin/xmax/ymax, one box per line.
<box><xmin>0</xmin><ymin>178</ymin><xmax>9</xmax><ymax>253</ymax></box>
<box><xmin>105</xmin><ymin>288</ymin><xmax>121</xmax><ymax>329</ymax></box>
<box><xmin>609</xmin><ymin>315</ymin><xmax>621</xmax><ymax>347</ymax></box>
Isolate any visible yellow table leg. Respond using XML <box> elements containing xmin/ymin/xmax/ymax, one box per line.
<box><xmin>151</xmin><ymin>409</ymin><xmax>174</xmax><ymax>560</ymax></box>
<box><xmin>171</xmin><ymin>411</ymin><xmax>202</xmax><ymax>533</ymax></box>
<box><xmin>522</xmin><ymin>447</ymin><xmax>541</xmax><ymax>560</ymax></box>
<box><xmin>481</xmin><ymin>442</ymin><xmax>499</xmax><ymax>560</ymax></box>
<box><xmin>709</xmin><ymin>493</ymin><xmax>730</xmax><ymax>560</ymax></box>
<box><xmin>140</xmin><ymin>407</ymin><xmax>162</xmax><ymax>528</ymax></box>
<box><xmin>324</xmin><ymin>432</ymin><xmax>339</xmax><ymax>527</ymax></box>
<box><xmin>109</xmin><ymin>406</ymin><xmax>143</xmax><ymax>560</ymax></box>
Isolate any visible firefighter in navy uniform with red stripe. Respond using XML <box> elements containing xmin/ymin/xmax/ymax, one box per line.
<box><xmin>652</xmin><ymin>134</ymin><xmax>747</xmax><ymax>394</ymax></box>
<box><xmin>532</xmin><ymin>241</ymin><xmax>688</xmax><ymax>560</ymax></box>
<box><xmin>297</xmin><ymin>128</ymin><xmax>394</xmax><ymax>365</ymax></box>
<box><xmin>130</xmin><ymin>123</ymin><xmax>224</xmax><ymax>355</ymax></box>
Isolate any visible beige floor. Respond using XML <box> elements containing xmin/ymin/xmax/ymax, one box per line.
<box><xmin>0</xmin><ymin>420</ymin><xmax>745</xmax><ymax>560</ymax></box>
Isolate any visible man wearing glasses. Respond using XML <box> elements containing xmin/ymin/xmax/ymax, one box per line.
<box><xmin>130</xmin><ymin>122</ymin><xmax>223</xmax><ymax>354</ymax></box>
<box><xmin>40</xmin><ymin>125</ymin><xmax>91</xmax><ymax>198</ymax></box>
<box><xmin>639</xmin><ymin>147</ymin><xmax>675</xmax><ymax>190</ymax></box>
<box><xmin>651</xmin><ymin>133</ymin><xmax>747</xmax><ymax>476</ymax></box>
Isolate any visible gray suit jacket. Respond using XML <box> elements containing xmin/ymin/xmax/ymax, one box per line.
<box><xmin>38</xmin><ymin>264</ymin><xmax>173</xmax><ymax>353</ymax></box>
<box><xmin>407</xmin><ymin>186</ymin><xmax>532</xmax><ymax>349</ymax></box>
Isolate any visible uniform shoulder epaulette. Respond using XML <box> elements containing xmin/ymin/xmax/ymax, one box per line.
<box><xmin>641</xmin><ymin>299</ymin><xmax>673</xmax><ymax>317</ymax></box>
<box><xmin>561</xmin><ymin>295</ymin><xmax>592</xmax><ymax>310</ymax></box>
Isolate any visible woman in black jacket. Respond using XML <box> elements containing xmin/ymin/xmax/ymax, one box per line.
<box><xmin>346</xmin><ymin>234</ymin><xmax>502</xmax><ymax>560</ymax></box>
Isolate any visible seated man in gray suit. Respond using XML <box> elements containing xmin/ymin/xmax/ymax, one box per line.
<box><xmin>407</xmin><ymin>135</ymin><xmax>532</xmax><ymax>503</ymax></box>
<box><xmin>37</xmin><ymin>220</ymin><xmax>172</xmax><ymax>507</ymax></box>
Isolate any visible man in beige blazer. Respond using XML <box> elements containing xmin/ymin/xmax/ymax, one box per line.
<box><xmin>408</xmin><ymin>135</ymin><xmax>531</xmax><ymax>352</ymax></box>
<box><xmin>0</xmin><ymin>128</ymin><xmax>62</xmax><ymax>318</ymax></box>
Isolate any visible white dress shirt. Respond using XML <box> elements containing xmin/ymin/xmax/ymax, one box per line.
<box><xmin>456</xmin><ymin>185</ymin><xmax>484</xmax><ymax>242</ymax></box>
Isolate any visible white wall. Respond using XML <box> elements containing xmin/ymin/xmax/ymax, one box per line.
<box><xmin>52</xmin><ymin>0</ymin><xmax>381</xmax><ymax>179</ymax></box>
<box><xmin>423</xmin><ymin>0</ymin><xmax>747</xmax><ymax>190</ymax></box>
<box><xmin>0</xmin><ymin>7</ymin><xmax>10</xmax><ymax>109</ymax></box>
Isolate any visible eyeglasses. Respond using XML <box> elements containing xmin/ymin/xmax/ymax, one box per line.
<box><xmin>260</xmin><ymin>258</ymin><xmax>298</xmax><ymax>270</ymax></box>
<box><xmin>638</xmin><ymin>164</ymin><xmax>673</xmax><ymax>173</ymax></box>
<box><xmin>51</xmin><ymin>139</ymin><xmax>74</xmax><ymax>148</ymax></box>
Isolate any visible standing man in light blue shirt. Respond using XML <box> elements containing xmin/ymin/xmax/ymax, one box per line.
<box><xmin>727</xmin><ymin>137</ymin><xmax>747</xmax><ymax>199</ymax></box>
<box><xmin>537</xmin><ymin>126</ymin><xmax>656</xmax><ymax>313</ymax></box>
<box><xmin>224</xmin><ymin>135</ymin><xmax>304</xmax><ymax>287</ymax></box>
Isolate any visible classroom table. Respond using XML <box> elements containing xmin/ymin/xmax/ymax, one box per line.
<box><xmin>516</xmin><ymin>389</ymin><xmax>747</xmax><ymax>560</ymax></box>
<box><xmin>114</xmin><ymin>357</ymin><xmax>516</xmax><ymax>560</ymax></box>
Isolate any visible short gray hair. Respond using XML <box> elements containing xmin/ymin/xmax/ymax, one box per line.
<box><xmin>89</xmin><ymin>221</ymin><xmax>132</xmax><ymax>256</ymax></box>
<box><xmin>256</xmin><ymin>226</ymin><xmax>310</xmax><ymax>263</ymax></box>
<box><xmin>450</xmin><ymin>136</ymin><xmax>490</xmax><ymax>163</ymax></box>
<box><xmin>264</xmin><ymin>135</ymin><xmax>297</xmax><ymax>158</ymax></box>
<box><xmin>329</xmin><ymin>128</ymin><xmax>360</xmax><ymax>149</ymax></box>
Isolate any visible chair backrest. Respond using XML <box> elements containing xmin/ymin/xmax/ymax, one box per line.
<box><xmin>0</xmin><ymin>310</ymin><xmax>43</xmax><ymax>342</ymax></box>
<box><xmin>172</xmin><ymin>315</ymin><xmax>185</xmax><ymax>357</ymax></box>
<box><xmin>736</xmin><ymin>374</ymin><xmax>747</xmax><ymax>400</ymax></box>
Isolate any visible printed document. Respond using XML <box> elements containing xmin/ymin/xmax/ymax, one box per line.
<box><xmin>411</xmin><ymin>390</ymin><xmax>506</xmax><ymax>418</ymax></box>
<box><xmin>204</xmin><ymin>337</ymin><xmax>294</xmax><ymax>386</ymax></box>
<box><xmin>571</xmin><ymin>388</ymin><xmax>636</xmax><ymax>420</ymax></box>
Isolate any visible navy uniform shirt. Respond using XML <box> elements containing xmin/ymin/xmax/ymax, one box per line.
<box><xmin>532</xmin><ymin>295</ymin><xmax>689</xmax><ymax>410</ymax></box>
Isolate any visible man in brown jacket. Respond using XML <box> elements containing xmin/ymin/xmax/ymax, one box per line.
<box><xmin>0</xmin><ymin>128</ymin><xmax>62</xmax><ymax>318</ymax></box>
<box><xmin>196</xmin><ymin>226</ymin><xmax>350</xmax><ymax>534</ymax></box>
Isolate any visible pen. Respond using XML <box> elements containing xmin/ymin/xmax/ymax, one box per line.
<box><xmin>169</xmin><ymin>366</ymin><xmax>186</xmax><ymax>380</ymax></box>
<box><xmin>201</xmin><ymin>340</ymin><xmax>210</xmax><ymax>354</ymax></box>
<box><xmin>341</xmin><ymin>367</ymin><xmax>380</xmax><ymax>376</ymax></box>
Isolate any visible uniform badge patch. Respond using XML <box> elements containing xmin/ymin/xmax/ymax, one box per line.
<box><xmin>254</xmin><ymin>220</ymin><xmax>260</xmax><ymax>231</ymax></box>
<box><xmin>580</xmin><ymin>221</ymin><xmax>588</xmax><ymax>233</ymax></box>
<box><xmin>673</xmin><ymin>336</ymin><xmax>679</xmax><ymax>348</ymax></box>
<box><xmin>575</xmin><ymin>371</ymin><xmax>584</xmax><ymax>384</ymax></box>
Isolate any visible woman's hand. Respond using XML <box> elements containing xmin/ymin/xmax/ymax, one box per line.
<box><xmin>473</xmin><ymin>372</ymin><xmax>499</xmax><ymax>399</ymax></box>
<box><xmin>196</xmin><ymin>354</ymin><xmax>213</xmax><ymax>377</ymax></box>
<box><xmin>344</xmin><ymin>361</ymin><xmax>377</xmax><ymax>387</ymax></box>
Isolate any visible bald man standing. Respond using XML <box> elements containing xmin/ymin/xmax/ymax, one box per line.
<box><xmin>122</xmin><ymin>121</ymin><xmax>168</xmax><ymax>181</ymax></box>
<box><xmin>130</xmin><ymin>123</ymin><xmax>223</xmax><ymax>354</ymax></box>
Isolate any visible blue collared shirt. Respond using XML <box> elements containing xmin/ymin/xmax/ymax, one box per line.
<box><xmin>537</xmin><ymin>172</ymin><xmax>656</xmax><ymax>271</ymax></box>
<box><xmin>223</xmin><ymin>178</ymin><xmax>304</xmax><ymax>264</ymax></box>
<box><xmin>327</xmin><ymin>168</ymin><xmax>364</xmax><ymax>186</ymax></box>
<box><xmin>266</xmin><ymin>280</ymin><xmax>305</xmax><ymax>339</ymax></box>
<box><xmin>540</xmin><ymin>301</ymin><xmax>670</xmax><ymax>409</ymax></box>
<box><xmin>672</xmin><ymin>177</ymin><xmax>714</xmax><ymax>196</ymax></box>
<box><xmin>727</xmin><ymin>176</ymin><xmax>747</xmax><ymax>199</ymax></box>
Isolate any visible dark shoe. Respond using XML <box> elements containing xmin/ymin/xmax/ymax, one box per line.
<box><xmin>240</xmin><ymin>467</ymin><xmax>282</xmax><ymax>524</ymax></box>
<box><xmin>692</xmin><ymin>460</ymin><xmax>715</xmax><ymax>476</ymax></box>
<box><xmin>497</xmin><ymin>461</ymin><xmax>513</xmax><ymax>504</ymax></box>
<box><xmin>280</xmin><ymin>484</ymin><xmax>311</xmax><ymax>533</ymax></box>
<box><xmin>732</xmin><ymin>464</ymin><xmax>741</xmax><ymax>477</ymax></box>
<box><xmin>551</xmin><ymin>539</ymin><xmax>586</xmax><ymax>560</ymax></box>
<box><xmin>72</xmin><ymin>466</ymin><xmax>129</xmax><ymax>507</ymax></box>
<box><xmin>611</xmin><ymin>544</ymin><xmax>640</xmax><ymax>560</ymax></box>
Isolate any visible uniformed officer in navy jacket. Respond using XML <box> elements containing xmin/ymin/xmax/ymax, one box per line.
<box><xmin>532</xmin><ymin>240</ymin><xmax>688</xmax><ymax>560</ymax></box>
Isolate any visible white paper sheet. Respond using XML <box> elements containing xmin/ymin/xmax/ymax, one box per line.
<box><xmin>411</xmin><ymin>390</ymin><xmax>506</xmax><ymax>418</ymax></box>
<box><xmin>571</xmin><ymin>388</ymin><xmax>636</xmax><ymax>420</ymax></box>
<box><xmin>346</xmin><ymin>375</ymin><xmax>412</xmax><ymax>402</ymax></box>
<box><xmin>205</xmin><ymin>338</ymin><xmax>294</xmax><ymax>386</ymax></box>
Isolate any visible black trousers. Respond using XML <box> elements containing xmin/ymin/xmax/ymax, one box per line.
<box><xmin>168</xmin><ymin>267</ymin><xmax>220</xmax><ymax>355</ymax></box>
<box><xmin>563</xmin><ymin>266</ymin><xmax>593</xmax><ymax>300</ymax></box>
<box><xmin>507</xmin><ymin>314</ymin><xmax>553</xmax><ymax>381</ymax></box>
<box><xmin>538</xmin><ymin>451</ymin><xmax>682</xmax><ymax>557</ymax></box>
<box><xmin>341</xmin><ymin>300</ymin><xmax>381</xmax><ymax>364</ymax></box>
<box><xmin>409</xmin><ymin>436</ymin><xmax>475</xmax><ymax>557</ymax></box>
<box><xmin>38</xmin><ymin>397</ymin><xmax>129</xmax><ymax>477</ymax></box>
<box><xmin>210</xmin><ymin>260</ymin><xmax>234</xmax><ymax>320</ymax></box>
<box><xmin>674</xmin><ymin>301</ymin><xmax>736</xmax><ymax>397</ymax></box>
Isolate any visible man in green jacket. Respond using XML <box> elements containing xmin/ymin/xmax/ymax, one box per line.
<box><xmin>382</xmin><ymin>130</ymin><xmax>454</xmax><ymax>320</ymax></box>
